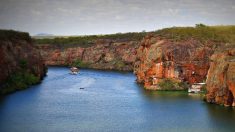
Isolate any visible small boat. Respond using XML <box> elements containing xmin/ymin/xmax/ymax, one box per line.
<box><xmin>188</xmin><ymin>83</ymin><xmax>205</xmax><ymax>93</ymax></box>
<box><xmin>70</xmin><ymin>67</ymin><xmax>79</xmax><ymax>75</ymax></box>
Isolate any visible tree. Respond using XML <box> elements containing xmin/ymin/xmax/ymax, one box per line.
<box><xmin>195</xmin><ymin>23</ymin><xmax>207</xmax><ymax>28</ymax></box>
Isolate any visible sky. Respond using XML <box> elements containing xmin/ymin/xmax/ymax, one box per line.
<box><xmin>0</xmin><ymin>0</ymin><xmax>235</xmax><ymax>36</ymax></box>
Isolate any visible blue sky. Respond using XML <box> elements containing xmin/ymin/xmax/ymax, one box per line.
<box><xmin>0</xmin><ymin>0</ymin><xmax>235</xmax><ymax>35</ymax></box>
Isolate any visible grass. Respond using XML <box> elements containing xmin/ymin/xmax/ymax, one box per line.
<box><xmin>149</xmin><ymin>25</ymin><xmax>235</xmax><ymax>53</ymax></box>
<box><xmin>153</xmin><ymin>25</ymin><xmax>235</xmax><ymax>44</ymax></box>
<box><xmin>70</xmin><ymin>59</ymin><xmax>90</xmax><ymax>68</ymax></box>
<box><xmin>33</xmin><ymin>32</ymin><xmax>147</xmax><ymax>48</ymax></box>
<box><xmin>158</xmin><ymin>78</ymin><xmax>188</xmax><ymax>90</ymax></box>
<box><xmin>33</xmin><ymin>24</ymin><xmax>235</xmax><ymax>49</ymax></box>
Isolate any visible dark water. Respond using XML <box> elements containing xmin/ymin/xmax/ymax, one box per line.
<box><xmin>0</xmin><ymin>67</ymin><xmax>235</xmax><ymax>132</ymax></box>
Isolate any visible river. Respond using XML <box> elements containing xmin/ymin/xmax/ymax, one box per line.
<box><xmin>0</xmin><ymin>67</ymin><xmax>235</xmax><ymax>132</ymax></box>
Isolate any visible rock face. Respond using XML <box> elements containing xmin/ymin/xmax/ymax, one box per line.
<box><xmin>205</xmin><ymin>49</ymin><xmax>235</xmax><ymax>106</ymax></box>
<box><xmin>134</xmin><ymin>34</ymin><xmax>214</xmax><ymax>90</ymax></box>
<box><xmin>38</xmin><ymin>39</ymin><xmax>139</xmax><ymax>71</ymax></box>
<box><xmin>38</xmin><ymin>45</ymin><xmax>85</xmax><ymax>66</ymax></box>
<box><xmin>0</xmin><ymin>30</ymin><xmax>47</xmax><ymax>93</ymax></box>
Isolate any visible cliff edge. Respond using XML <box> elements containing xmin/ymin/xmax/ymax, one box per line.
<box><xmin>37</xmin><ymin>38</ymin><xmax>140</xmax><ymax>71</ymax></box>
<box><xmin>0</xmin><ymin>30</ymin><xmax>47</xmax><ymax>94</ymax></box>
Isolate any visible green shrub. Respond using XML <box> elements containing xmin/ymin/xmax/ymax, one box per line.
<box><xmin>33</xmin><ymin>24</ymin><xmax>235</xmax><ymax>48</ymax></box>
<box><xmin>33</xmin><ymin>32</ymin><xmax>147</xmax><ymax>48</ymax></box>
<box><xmin>195</xmin><ymin>23</ymin><xmax>207</xmax><ymax>28</ymax></box>
<box><xmin>158</xmin><ymin>78</ymin><xmax>187</xmax><ymax>90</ymax></box>
<box><xmin>158</xmin><ymin>79</ymin><xmax>176</xmax><ymax>90</ymax></box>
<box><xmin>71</xmin><ymin>59</ymin><xmax>89</xmax><ymax>68</ymax></box>
<box><xmin>153</xmin><ymin>24</ymin><xmax>235</xmax><ymax>44</ymax></box>
<box><xmin>0</xmin><ymin>72</ymin><xmax>40</xmax><ymax>95</ymax></box>
<box><xmin>115</xmin><ymin>60</ymin><xmax>126</xmax><ymax>69</ymax></box>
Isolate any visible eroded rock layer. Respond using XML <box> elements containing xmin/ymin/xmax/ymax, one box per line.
<box><xmin>134</xmin><ymin>34</ymin><xmax>214</xmax><ymax>90</ymax></box>
<box><xmin>38</xmin><ymin>39</ymin><xmax>139</xmax><ymax>71</ymax></box>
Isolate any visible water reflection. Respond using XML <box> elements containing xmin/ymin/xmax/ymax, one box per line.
<box><xmin>141</xmin><ymin>88</ymin><xmax>193</xmax><ymax>101</ymax></box>
<box><xmin>205</xmin><ymin>103</ymin><xmax>235</xmax><ymax>121</ymax></box>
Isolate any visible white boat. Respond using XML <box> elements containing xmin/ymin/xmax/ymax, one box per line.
<box><xmin>70</xmin><ymin>67</ymin><xmax>79</xmax><ymax>75</ymax></box>
<box><xmin>188</xmin><ymin>83</ymin><xmax>205</xmax><ymax>93</ymax></box>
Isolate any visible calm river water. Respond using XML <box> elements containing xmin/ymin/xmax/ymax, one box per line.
<box><xmin>0</xmin><ymin>67</ymin><xmax>235</xmax><ymax>132</ymax></box>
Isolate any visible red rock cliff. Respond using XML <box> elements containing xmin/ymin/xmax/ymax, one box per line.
<box><xmin>205</xmin><ymin>49</ymin><xmax>235</xmax><ymax>106</ymax></box>
<box><xmin>0</xmin><ymin>30</ymin><xmax>47</xmax><ymax>93</ymax></box>
<box><xmin>134</xmin><ymin>34</ymin><xmax>214</xmax><ymax>90</ymax></box>
<box><xmin>38</xmin><ymin>39</ymin><xmax>139</xmax><ymax>71</ymax></box>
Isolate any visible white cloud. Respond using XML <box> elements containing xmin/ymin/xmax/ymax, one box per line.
<box><xmin>0</xmin><ymin>0</ymin><xmax>234</xmax><ymax>35</ymax></box>
<box><xmin>31</xmin><ymin>10</ymin><xmax>42</xmax><ymax>16</ymax></box>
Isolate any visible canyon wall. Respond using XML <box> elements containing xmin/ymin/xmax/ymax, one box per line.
<box><xmin>133</xmin><ymin>32</ymin><xmax>235</xmax><ymax>106</ymax></box>
<box><xmin>37</xmin><ymin>39</ymin><xmax>139</xmax><ymax>71</ymax></box>
<box><xmin>134</xmin><ymin>34</ymin><xmax>214</xmax><ymax>90</ymax></box>
<box><xmin>205</xmin><ymin>48</ymin><xmax>235</xmax><ymax>106</ymax></box>
<box><xmin>36</xmin><ymin>26</ymin><xmax>235</xmax><ymax>107</ymax></box>
<box><xmin>0</xmin><ymin>30</ymin><xmax>47</xmax><ymax>94</ymax></box>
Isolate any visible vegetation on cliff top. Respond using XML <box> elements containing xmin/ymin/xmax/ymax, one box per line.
<box><xmin>0</xmin><ymin>30</ymin><xmax>31</xmax><ymax>42</ymax></box>
<box><xmin>34</xmin><ymin>24</ymin><xmax>235</xmax><ymax>48</ymax></box>
<box><xmin>34</xmin><ymin>32</ymin><xmax>147</xmax><ymax>48</ymax></box>
<box><xmin>154</xmin><ymin>24</ymin><xmax>235</xmax><ymax>44</ymax></box>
